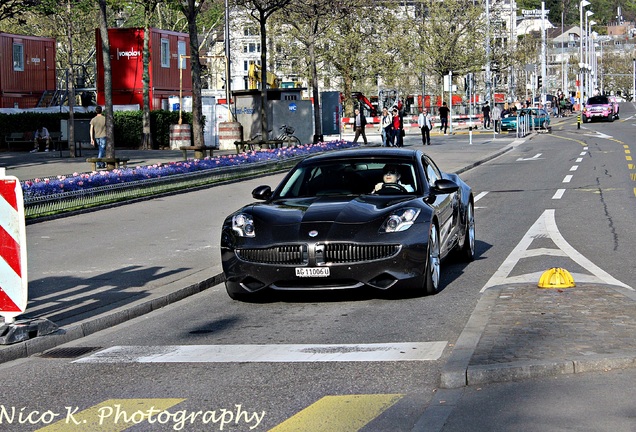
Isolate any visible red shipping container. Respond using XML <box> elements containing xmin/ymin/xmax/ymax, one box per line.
<box><xmin>96</xmin><ymin>28</ymin><xmax>192</xmax><ymax>109</ymax></box>
<box><xmin>0</xmin><ymin>32</ymin><xmax>56</xmax><ymax>109</ymax></box>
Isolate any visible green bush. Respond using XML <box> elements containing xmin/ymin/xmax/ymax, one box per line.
<box><xmin>0</xmin><ymin>110</ymin><xmax>194</xmax><ymax>150</ymax></box>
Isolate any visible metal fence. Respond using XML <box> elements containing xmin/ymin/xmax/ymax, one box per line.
<box><xmin>24</xmin><ymin>157</ymin><xmax>302</xmax><ymax>220</ymax></box>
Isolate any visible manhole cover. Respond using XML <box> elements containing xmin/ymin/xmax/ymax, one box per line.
<box><xmin>39</xmin><ymin>347</ymin><xmax>101</xmax><ymax>359</ymax></box>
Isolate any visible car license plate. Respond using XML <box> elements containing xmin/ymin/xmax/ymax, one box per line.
<box><xmin>295</xmin><ymin>267</ymin><xmax>330</xmax><ymax>277</ymax></box>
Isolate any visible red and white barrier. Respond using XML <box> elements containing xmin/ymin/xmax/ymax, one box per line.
<box><xmin>0</xmin><ymin>169</ymin><xmax>28</xmax><ymax>323</ymax></box>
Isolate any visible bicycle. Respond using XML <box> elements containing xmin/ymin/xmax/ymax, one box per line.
<box><xmin>275</xmin><ymin>124</ymin><xmax>301</xmax><ymax>147</ymax></box>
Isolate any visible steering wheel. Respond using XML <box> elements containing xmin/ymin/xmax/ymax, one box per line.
<box><xmin>380</xmin><ymin>182</ymin><xmax>407</xmax><ymax>193</ymax></box>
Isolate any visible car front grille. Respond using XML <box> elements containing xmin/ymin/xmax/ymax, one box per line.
<box><xmin>321</xmin><ymin>243</ymin><xmax>400</xmax><ymax>264</ymax></box>
<box><xmin>237</xmin><ymin>245</ymin><xmax>306</xmax><ymax>265</ymax></box>
<box><xmin>236</xmin><ymin>242</ymin><xmax>401</xmax><ymax>265</ymax></box>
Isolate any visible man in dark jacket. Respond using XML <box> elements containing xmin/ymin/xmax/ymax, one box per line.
<box><xmin>352</xmin><ymin>108</ymin><xmax>368</xmax><ymax>145</ymax></box>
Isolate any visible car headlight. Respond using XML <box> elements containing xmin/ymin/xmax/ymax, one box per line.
<box><xmin>232</xmin><ymin>213</ymin><xmax>255</xmax><ymax>237</ymax></box>
<box><xmin>380</xmin><ymin>208</ymin><xmax>421</xmax><ymax>233</ymax></box>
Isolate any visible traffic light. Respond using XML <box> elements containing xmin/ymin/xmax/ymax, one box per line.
<box><xmin>537</xmin><ymin>75</ymin><xmax>543</xmax><ymax>89</ymax></box>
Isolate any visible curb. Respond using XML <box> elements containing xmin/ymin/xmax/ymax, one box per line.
<box><xmin>0</xmin><ymin>272</ymin><xmax>225</xmax><ymax>364</ymax></box>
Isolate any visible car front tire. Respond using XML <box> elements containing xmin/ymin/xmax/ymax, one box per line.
<box><xmin>424</xmin><ymin>223</ymin><xmax>441</xmax><ymax>295</ymax></box>
<box><xmin>459</xmin><ymin>201</ymin><xmax>475</xmax><ymax>262</ymax></box>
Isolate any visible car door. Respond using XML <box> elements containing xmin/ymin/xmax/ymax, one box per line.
<box><xmin>422</xmin><ymin>155</ymin><xmax>457</xmax><ymax>254</ymax></box>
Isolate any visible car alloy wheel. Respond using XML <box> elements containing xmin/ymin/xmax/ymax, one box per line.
<box><xmin>425</xmin><ymin>223</ymin><xmax>441</xmax><ymax>295</ymax></box>
<box><xmin>460</xmin><ymin>201</ymin><xmax>475</xmax><ymax>262</ymax></box>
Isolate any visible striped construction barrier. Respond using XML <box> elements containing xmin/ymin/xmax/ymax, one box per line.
<box><xmin>0</xmin><ymin>170</ymin><xmax>28</xmax><ymax>323</ymax></box>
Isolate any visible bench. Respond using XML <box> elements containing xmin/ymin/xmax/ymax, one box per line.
<box><xmin>86</xmin><ymin>157</ymin><xmax>130</xmax><ymax>171</ymax></box>
<box><xmin>179</xmin><ymin>146</ymin><xmax>214</xmax><ymax>160</ymax></box>
<box><xmin>5</xmin><ymin>131</ymin><xmax>34</xmax><ymax>151</ymax></box>
<box><xmin>4</xmin><ymin>131</ymin><xmax>67</xmax><ymax>152</ymax></box>
<box><xmin>233</xmin><ymin>139</ymin><xmax>286</xmax><ymax>153</ymax></box>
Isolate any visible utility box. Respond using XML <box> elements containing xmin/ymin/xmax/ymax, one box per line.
<box><xmin>232</xmin><ymin>88</ymin><xmax>312</xmax><ymax>145</ymax></box>
<box><xmin>95</xmin><ymin>27</ymin><xmax>192</xmax><ymax>109</ymax></box>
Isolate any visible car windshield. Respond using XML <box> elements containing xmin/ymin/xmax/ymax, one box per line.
<box><xmin>587</xmin><ymin>96</ymin><xmax>609</xmax><ymax>105</ymax></box>
<box><xmin>276</xmin><ymin>160</ymin><xmax>418</xmax><ymax>198</ymax></box>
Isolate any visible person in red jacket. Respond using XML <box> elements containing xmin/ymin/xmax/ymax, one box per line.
<box><xmin>390</xmin><ymin>107</ymin><xmax>404</xmax><ymax>147</ymax></box>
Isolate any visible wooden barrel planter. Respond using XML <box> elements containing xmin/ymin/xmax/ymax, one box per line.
<box><xmin>169</xmin><ymin>124</ymin><xmax>192</xmax><ymax>149</ymax></box>
<box><xmin>218</xmin><ymin>122</ymin><xmax>243</xmax><ymax>151</ymax></box>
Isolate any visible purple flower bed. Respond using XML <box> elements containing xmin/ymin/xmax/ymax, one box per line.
<box><xmin>21</xmin><ymin>140</ymin><xmax>357</xmax><ymax>199</ymax></box>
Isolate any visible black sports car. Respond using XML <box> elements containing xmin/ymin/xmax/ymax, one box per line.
<box><xmin>221</xmin><ymin>148</ymin><xmax>475</xmax><ymax>300</ymax></box>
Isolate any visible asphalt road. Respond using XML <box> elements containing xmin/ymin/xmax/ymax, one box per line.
<box><xmin>1</xmin><ymin>107</ymin><xmax>635</xmax><ymax>431</ymax></box>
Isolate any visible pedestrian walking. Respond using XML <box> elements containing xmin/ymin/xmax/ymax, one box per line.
<box><xmin>417</xmin><ymin>108</ymin><xmax>432</xmax><ymax>145</ymax></box>
<box><xmin>492</xmin><ymin>104</ymin><xmax>502</xmax><ymax>133</ymax></box>
<box><xmin>439</xmin><ymin>102</ymin><xmax>450</xmax><ymax>135</ymax></box>
<box><xmin>352</xmin><ymin>108</ymin><xmax>368</xmax><ymax>145</ymax></box>
<box><xmin>391</xmin><ymin>107</ymin><xmax>404</xmax><ymax>147</ymax></box>
<box><xmin>379</xmin><ymin>107</ymin><xmax>392</xmax><ymax>147</ymax></box>
<box><xmin>90</xmin><ymin>105</ymin><xmax>107</xmax><ymax>169</ymax></box>
<box><xmin>482</xmin><ymin>101</ymin><xmax>491</xmax><ymax>129</ymax></box>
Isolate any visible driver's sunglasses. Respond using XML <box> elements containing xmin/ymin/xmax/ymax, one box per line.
<box><xmin>384</xmin><ymin>171</ymin><xmax>398</xmax><ymax>175</ymax></box>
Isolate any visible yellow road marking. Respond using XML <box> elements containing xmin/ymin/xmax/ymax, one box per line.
<box><xmin>550</xmin><ymin>133</ymin><xmax>587</xmax><ymax>146</ymax></box>
<box><xmin>269</xmin><ymin>394</ymin><xmax>403</xmax><ymax>432</ymax></box>
<box><xmin>36</xmin><ymin>398</ymin><xmax>185</xmax><ymax>432</ymax></box>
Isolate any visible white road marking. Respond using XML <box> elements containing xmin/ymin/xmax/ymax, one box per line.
<box><xmin>552</xmin><ymin>189</ymin><xmax>566</xmax><ymax>199</ymax></box>
<box><xmin>73</xmin><ymin>342</ymin><xmax>448</xmax><ymax>364</ymax></box>
<box><xmin>563</xmin><ymin>175</ymin><xmax>573</xmax><ymax>183</ymax></box>
<box><xmin>474</xmin><ymin>191</ymin><xmax>488</xmax><ymax>202</ymax></box>
<box><xmin>480</xmin><ymin>209</ymin><xmax>632</xmax><ymax>292</ymax></box>
<box><xmin>516</xmin><ymin>153</ymin><xmax>542</xmax><ymax>161</ymax></box>
<box><xmin>570</xmin><ymin>165</ymin><xmax>579</xmax><ymax>171</ymax></box>
<box><xmin>576</xmin><ymin>157</ymin><xmax>583</xmax><ymax>163</ymax></box>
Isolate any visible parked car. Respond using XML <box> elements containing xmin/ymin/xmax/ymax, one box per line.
<box><xmin>582</xmin><ymin>95</ymin><xmax>619</xmax><ymax>122</ymax></box>
<box><xmin>500</xmin><ymin>108</ymin><xmax>551</xmax><ymax>131</ymax></box>
<box><xmin>221</xmin><ymin>148</ymin><xmax>475</xmax><ymax>300</ymax></box>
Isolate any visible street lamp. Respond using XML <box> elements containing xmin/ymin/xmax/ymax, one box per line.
<box><xmin>578</xmin><ymin>0</ymin><xmax>591</xmax><ymax>110</ymax></box>
<box><xmin>585</xmin><ymin>10</ymin><xmax>594</xmax><ymax>98</ymax></box>
<box><xmin>589</xmin><ymin>22</ymin><xmax>597</xmax><ymax>95</ymax></box>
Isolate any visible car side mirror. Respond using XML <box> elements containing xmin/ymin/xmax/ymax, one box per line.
<box><xmin>252</xmin><ymin>185</ymin><xmax>272</xmax><ymax>200</ymax></box>
<box><xmin>431</xmin><ymin>178</ymin><xmax>460</xmax><ymax>194</ymax></box>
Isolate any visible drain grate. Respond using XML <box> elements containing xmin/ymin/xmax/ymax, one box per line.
<box><xmin>39</xmin><ymin>347</ymin><xmax>101</xmax><ymax>359</ymax></box>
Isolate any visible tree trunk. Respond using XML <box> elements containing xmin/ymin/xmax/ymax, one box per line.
<box><xmin>66</xmin><ymin>0</ymin><xmax>75</xmax><ymax>157</ymax></box>
<box><xmin>141</xmin><ymin>12</ymin><xmax>153</xmax><ymax>149</ymax></box>
<box><xmin>259</xmin><ymin>11</ymin><xmax>268</xmax><ymax>140</ymax></box>
<box><xmin>188</xmin><ymin>13</ymin><xmax>205</xmax><ymax>147</ymax></box>
<box><xmin>309</xmin><ymin>41</ymin><xmax>322</xmax><ymax>143</ymax></box>
<box><xmin>97</xmin><ymin>0</ymin><xmax>115</xmax><ymax>158</ymax></box>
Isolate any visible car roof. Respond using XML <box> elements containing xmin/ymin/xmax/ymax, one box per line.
<box><xmin>300</xmin><ymin>147</ymin><xmax>423</xmax><ymax>164</ymax></box>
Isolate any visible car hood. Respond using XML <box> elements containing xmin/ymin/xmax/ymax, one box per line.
<box><xmin>241</xmin><ymin>195</ymin><xmax>422</xmax><ymax>242</ymax></box>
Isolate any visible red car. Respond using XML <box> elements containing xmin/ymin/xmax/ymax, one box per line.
<box><xmin>582</xmin><ymin>95</ymin><xmax>619</xmax><ymax>122</ymax></box>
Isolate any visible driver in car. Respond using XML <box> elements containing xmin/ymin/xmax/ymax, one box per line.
<box><xmin>373</xmin><ymin>164</ymin><xmax>414</xmax><ymax>193</ymax></box>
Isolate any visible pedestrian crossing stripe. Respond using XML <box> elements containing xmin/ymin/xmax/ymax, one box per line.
<box><xmin>269</xmin><ymin>394</ymin><xmax>404</xmax><ymax>432</ymax></box>
<box><xmin>32</xmin><ymin>395</ymin><xmax>404</xmax><ymax>432</ymax></box>
<box><xmin>35</xmin><ymin>399</ymin><xmax>185</xmax><ymax>432</ymax></box>
<box><xmin>73</xmin><ymin>342</ymin><xmax>447</xmax><ymax>364</ymax></box>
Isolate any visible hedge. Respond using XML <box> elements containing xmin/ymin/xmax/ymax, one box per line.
<box><xmin>0</xmin><ymin>110</ymin><xmax>195</xmax><ymax>150</ymax></box>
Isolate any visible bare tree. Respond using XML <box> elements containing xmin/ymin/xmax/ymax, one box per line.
<box><xmin>276</xmin><ymin>0</ymin><xmax>348</xmax><ymax>142</ymax></box>
<box><xmin>136</xmin><ymin>0</ymin><xmax>161</xmax><ymax>149</ymax></box>
<box><xmin>234</xmin><ymin>0</ymin><xmax>292</xmax><ymax>139</ymax></box>
<box><xmin>168</xmin><ymin>0</ymin><xmax>224</xmax><ymax>147</ymax></box>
